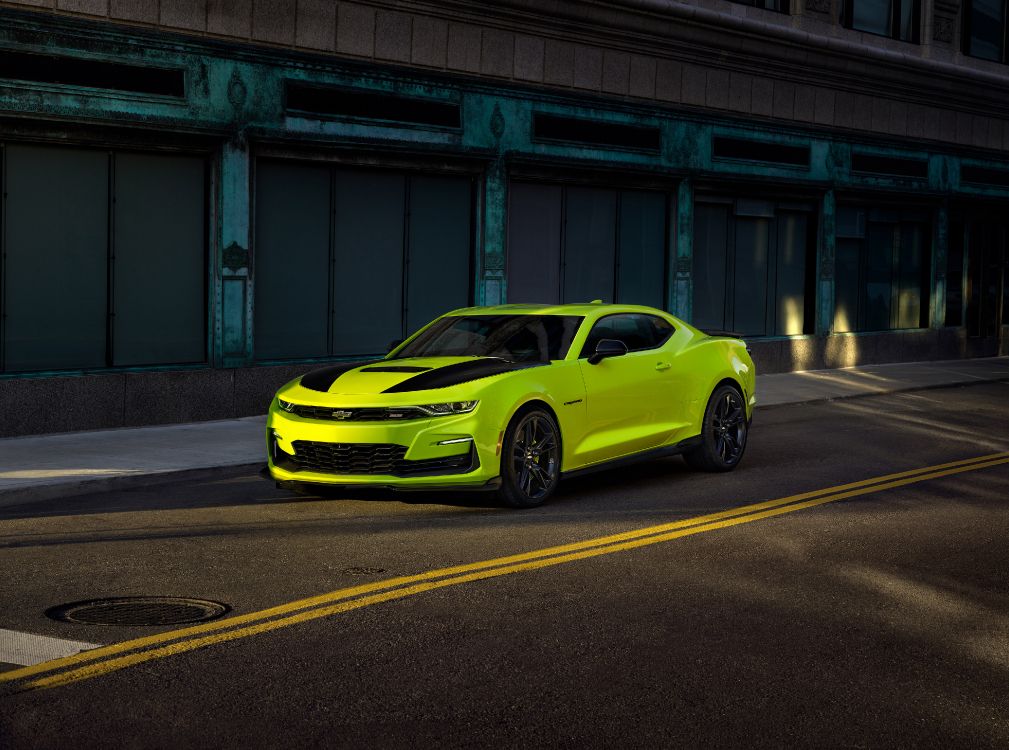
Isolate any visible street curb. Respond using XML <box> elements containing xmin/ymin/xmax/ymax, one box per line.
<box><xmin>755</xmin><ymin>374</ymin><xmax>1009</xmax><ymax>411</ymax></box>
<box><xmin>0</xmin><ymin>462</ymin><xmax>264</xmax><ymax>510</ymax></box>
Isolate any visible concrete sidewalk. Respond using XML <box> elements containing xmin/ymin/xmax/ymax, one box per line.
<box><xmin>1</xmin><ymin>357</ymin><xmax>1007</xmax><ymax>507</ymax></box>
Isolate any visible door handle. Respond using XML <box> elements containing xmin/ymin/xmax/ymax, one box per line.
<box><xmin>655</xmin><ymin>362</ymin><xmax>671</xmax><ymax>371</ymax></box>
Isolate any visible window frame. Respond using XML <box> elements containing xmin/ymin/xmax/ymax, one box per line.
<box><xmin>577</xmin><ymin>313</ymin><xmax>675</xmax><ymax>359</ymax></box>
<box><xmin>505</xmin><ymin>179</ymin><xmax>672</xmax><ymax>310</ymax></box>
<box><xmin>0</xmin><ymin>140</ymin><xmax>210</xmax><ymax>375</ymax></box>
<box><xmin>962</xmin><ymin>0</ymin><xmax>1009</xmax><ymax>63</ymax></box>
<box><xmin>692</xmin><ymin>196</ymin><xmax>818</xmax><ymax>338</ymax></box>
<box><xmin>842</xmin><ymin>0</ymin><xmax>921</xmax><ymax>43</ymax></box>
<box><xmin>725</xmin><ymin>0</ymin><xmax>789</xmax><ymax>12</ymax></box>
<box><xmin>833</xmin><ymin>205</ymin><xmax>933</xmax><ymax>333</ymax></box>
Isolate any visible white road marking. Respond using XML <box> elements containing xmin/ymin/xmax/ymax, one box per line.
<box><xmin>0</xmin><ymin>628</ymin><xmax>101</xmax><ymax>667</ymax></box>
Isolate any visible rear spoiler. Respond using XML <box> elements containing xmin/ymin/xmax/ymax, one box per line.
<box><xmin>698</xmin><ymin>329</ymin><xmax>752</xmax><ymax>354</ymax></box>
<box><xmin>698</xmin><ymin>329</ymin><xmax>743</xmax><ymax>339</ymax></box>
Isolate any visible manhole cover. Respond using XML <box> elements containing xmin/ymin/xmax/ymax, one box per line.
<box><xmin>45</xmin><ymin>597</ymin><xmax>229</xmax><ymax>626</ymax></box>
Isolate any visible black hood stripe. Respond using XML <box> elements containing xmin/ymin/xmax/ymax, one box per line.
<box><xmin>382</xmin><ymin>358</ymin><xmax>548</xmax><ymax>393</ymax></box>
<box><xmin>300</xmin><ymin>359</ymin><xmax>382</xmax><ymax>392</ymax></box>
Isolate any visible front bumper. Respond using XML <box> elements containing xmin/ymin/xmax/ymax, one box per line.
<box><xmin>266</xmin><ymin>403</ymin><xmax>502</xmax><ymax>489</ymax></box>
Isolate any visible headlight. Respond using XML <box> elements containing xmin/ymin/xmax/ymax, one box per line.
<box><xmin>277</xmin><ymin>398</ymin><xmax>296</xmax><ymax>412</ymax></box>
<box><xmin>416</xmin><ymin>401</ymin><xmax>478</xmax><ymax>416</ymax></box>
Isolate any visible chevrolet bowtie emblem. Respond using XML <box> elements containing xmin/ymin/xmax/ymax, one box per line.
<box><xmin>331</xmin><ymin>410</ymin><xmax>354</xmax><ymax>420</ymax></box>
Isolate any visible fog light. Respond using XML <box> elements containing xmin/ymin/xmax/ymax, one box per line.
<box><xmin>436</xmin><ymin>437</ymin><xmax>473</xmax><ymax>446</ymax></box>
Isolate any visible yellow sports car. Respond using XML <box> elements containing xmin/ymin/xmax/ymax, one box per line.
<box><xmin>267</xmin><ymin>303</ymin><xmax>755</xmax><ymax>508</ymax></box>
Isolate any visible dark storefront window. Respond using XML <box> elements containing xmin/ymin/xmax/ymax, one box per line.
<box><xmin>834</xmin><ymin>207</ymin><xmax>931</xmax><ymax>332</ymax></box>
<box><xmin>964</xmin><ymin>0</ymin><xmax>1008</xmax><ymax>62</ymax></box>
<box><xmin>254</xmin><ymin>162</ymin><xmax>473</xmax><ymax>360</ymax></box>
<box><xmin>693</xmin><ymin>197</ymin><xmax>816</xmax><ymax>337</ymax></box>
<box><xmin>1</xmin><ymin>144</ymin><xmax>206</xmax><ymax>373</ymax></box>
<box><xmin>843</xmin><ymin>0</ymin><xmax>920</xmax><ymax>42</ymax></box>
<box><xmin>964</xmin><ymin>220</ymin><xmax>1007</xmax><ymax>339</ymax></box>
<box><xmin>507</xmin><ymin>182</ymin><xmax>668</xmax><ymax>308</ymax></box>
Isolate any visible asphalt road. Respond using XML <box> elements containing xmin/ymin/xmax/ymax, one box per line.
<box><xmin>1</xmin><ymin>382</ymin><xmax>1008</xmax><ymax>748</ymax></box>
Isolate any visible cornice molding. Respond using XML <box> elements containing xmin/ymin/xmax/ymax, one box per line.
<box><xmin>390</xmin><ymin>0</ymin><xmax>1009</xmax><ymax>117</ymax></box>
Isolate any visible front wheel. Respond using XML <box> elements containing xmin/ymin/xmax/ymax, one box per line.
<box><xmin>684</xmin><ymin>385</ymin><xmax>749</xmax><ymax>472</ymax></box>
<box><xmin>498</xmin><ymin>408</ymin><xmax>561</xmax><ymax>508</ymax></box>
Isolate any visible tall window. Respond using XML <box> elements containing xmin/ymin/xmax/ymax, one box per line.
<box><xmin>254</xmin><ymin>162</ymin><xmax>473</xmax><ymax>360</ymax></box>
<box><xmin>964</xmin><ymin>0</ymin><xmax>1008</xmax><ymax>62</ymax></box>
<box><xmin>834</xmin><ymin>207</ymin><xmax>931</xmax><ymax>332</ymax></box>
<box><xmin>693</xmin><ymin>197</ymin><xmax>817</xmax><ymax>337</ymax></box>
<box><xmin>843</xmin><ymin>0</ymin><xmax>920</xmax><ymax>42</ymax></box>
<box><xmin>1</xmin><ymin>144</ymin><xmax>207</xmax><ymax>373</ymax></box>
<box><xmin>506</xmin><ymin>183</ymin><xmax>669</xmax><ymax>309</ymax></box>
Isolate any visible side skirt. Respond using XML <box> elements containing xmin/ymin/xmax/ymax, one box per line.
<box><xmin>560</xmin><ymin>436</ymin><xmax>703</xmax><ymax>481</ymax></box>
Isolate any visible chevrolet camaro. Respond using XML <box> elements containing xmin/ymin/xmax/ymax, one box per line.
<box><xmin>267</xmin><ymin>303</ymin><xmax>755</xmax><ymax>508</ymax></box>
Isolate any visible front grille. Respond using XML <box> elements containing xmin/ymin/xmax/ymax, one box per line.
<box><xmin>289</xmin><ymin>440</ymin><xmax>476</xmax><ymax>477</ymax></box>
<box><xmin>291</xmin><ymin>441</ymin><xmax>407</xmax><ymax>474</ymax></box>
<box><xmin>289</xmin><ymin>405</ymin><xmax>430</xmax><ymax>422</ymax></box>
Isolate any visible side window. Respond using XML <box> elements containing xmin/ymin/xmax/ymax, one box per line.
<box><xmin>579</xmin><ymin>314</ymin><xmax>675</xmax><ymax>358</ymax></box>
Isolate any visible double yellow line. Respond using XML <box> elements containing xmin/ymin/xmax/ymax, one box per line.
<box><xmin>4</xmin><ymin>450</ymin><xmax>1007</xmax><ymax>693</ymax></box>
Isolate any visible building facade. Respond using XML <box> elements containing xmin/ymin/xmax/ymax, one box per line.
<box><xmin>0</xmin><ymin>0</ymin><xmax>1006</xmax><ymax>436</ymax></box>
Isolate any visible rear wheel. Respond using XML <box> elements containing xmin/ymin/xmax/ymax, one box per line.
<box><xmin>499</xmin><ymin>408</ymin><xmax>561</xmax><ymax>508</ymax></box>
<box><xmin>684</xmin><ymin>384</ymin><xmax>749</xmax><ymax>472</ymax></box>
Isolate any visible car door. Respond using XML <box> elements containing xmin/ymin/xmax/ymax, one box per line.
<box><xmin>573</xmin><ymin>313</ymin><xmax>679</xmax><ymax>466</ymax></box>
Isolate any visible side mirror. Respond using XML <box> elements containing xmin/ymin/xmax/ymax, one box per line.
<box><xmin>387</xmin><ymin>339</ymin><xmax>404</xmax><ymax>354</ymax></box>
<box><xmin>588</xmin><ymin>338</ymin><xmax>628</xmax><ymax>365</ymax></box>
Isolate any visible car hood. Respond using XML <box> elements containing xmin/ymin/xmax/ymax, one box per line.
<box><xmin>297</xmin><ymin>356</ymin><xmax>548</xmax><ymax>396</ymax></box>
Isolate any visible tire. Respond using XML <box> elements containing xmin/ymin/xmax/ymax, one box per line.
<box><xmin>684</xmin><ymin>384</ymin><xmax>749</xmax><ymax>472</ymax></box>
<box><xmin>498</xmin><ymin>407</ymin><xmax>561</xmax><ymax>508</ymax></box>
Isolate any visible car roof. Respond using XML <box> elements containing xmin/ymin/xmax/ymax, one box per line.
<box><xmin>444</xmin><ymin>302</ymin><xmax>674</xmax><ymax>319</ymax></box>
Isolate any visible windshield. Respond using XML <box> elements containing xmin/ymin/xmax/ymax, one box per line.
<box><xmin>393</xmin><ymin>315</ymin><xmax>583</xmax><ymax>362</ymax></box>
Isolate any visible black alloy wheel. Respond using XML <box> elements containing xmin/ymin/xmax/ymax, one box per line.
<box><xmin>499</xmin><ymin>408</ymin><xmax>561</xmax><ymax>508</ymax></box>
<box><xmin>684</xmin><ymin>384</ymin><xmax>749</xmax><ymax>472</ymax></box>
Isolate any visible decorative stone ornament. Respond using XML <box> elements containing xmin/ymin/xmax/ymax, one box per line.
<box><xmin>932</xmin><ymin>0</ymin><xmax>961</xmax><ymax>44</ymax></box>
<box><xmin>490</xmin><ymin>102</ymin><xmax>505</xmax><ymax>142</ymax></box>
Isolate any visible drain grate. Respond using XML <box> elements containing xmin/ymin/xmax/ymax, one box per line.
<box><xmin>46</xmin><ymin>597</ymin><xmax>229</xmax><ymax>626</ymax></box>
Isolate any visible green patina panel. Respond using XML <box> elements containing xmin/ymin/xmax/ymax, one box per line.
<box><xmin>218</xmin><ymin>140</ymin><xmax>251</xmax><ymax>366</ymax></box>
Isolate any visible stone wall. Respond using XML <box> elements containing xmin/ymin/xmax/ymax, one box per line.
<box><xmin>2</xmin><ymin>0</ymin><xmax>1009</xmax><ymax>152</ymax></box>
